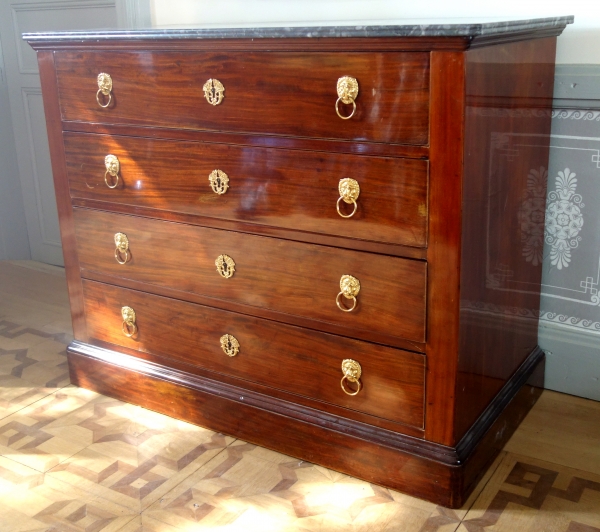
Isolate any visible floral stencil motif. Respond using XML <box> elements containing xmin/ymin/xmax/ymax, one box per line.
<box><xmin>545</xmin><ymin>168</ymin><xmax>584</xmax><ymax>270</ymax></box>
<box><xmin>518</xmin><ymin>166</ymin><xmax>548</xmax><ymax>266</ymax></box>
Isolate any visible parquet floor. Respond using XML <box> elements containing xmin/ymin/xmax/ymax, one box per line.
<box><xmin>1</xmin><ymin>260</ymin><xmax>599</xmax><ymax>531</ymax></box>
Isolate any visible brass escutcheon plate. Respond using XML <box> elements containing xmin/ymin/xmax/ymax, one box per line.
<box><xmin>220</xmin><ymin>334</ymin><xmax>240</xmax><ymax>357</ymax></box>
<box><xmin>208</xmin><ymin>169</ymin><xmax>229</xmax><ymax>195</ymax></box>
<box><xmin>203</xmin><ymin>78</ymin><xmax>225</xmax><ymax>105</ymax></box>
<box><xmin>215</xmin><ymin>254</ymin><xmax>235</xmax><ymax>278</ymax></box>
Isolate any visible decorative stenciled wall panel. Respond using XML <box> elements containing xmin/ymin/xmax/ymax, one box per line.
<box><xmin>539</xmin><ymin>109</ymin><xmax>600</xmax><ymax>400</ymax></box>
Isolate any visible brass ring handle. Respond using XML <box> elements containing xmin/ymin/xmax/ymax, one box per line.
<box><xmin>96</xmin><ymin>73</ymin><xmax>113</xmax><ymax>108</ymax></box>
<box><xmin>341</xmin><ymin>359</ymin><xmax>362</xmax><ymax>396</ymax></box>
<box><xmin>121</xmin><ymin>306</ymin><xmax>137</xmax><ymax>338</ymax></box>
<box><xmin>104</xmin><ymin>154</ymin><xmax>120</xmax><ymax>189</ymax></box>
<box><xmin>122</xmin><ymin>320</ymin><xmax>137</xmax><ymax>337</ymax></box>
<box><xmin>336</xmin><ymin>274</ymin><xmax>360</xmax><ymax>312</ymax></box>
<box><xmin>336</xmin><ymin>292</ymin><xmax>357</xmax><ymax>312</ymax></box>
<box><xmin>341</xmin><ymin>375</ymin><xmax>362</xmax><ymax>396</ymax></box>
<box><xmin>104</xmin><ymin>170</ymin><xmax>119</xmax><ymax>188</ymax></box>
<box><xmin>335</xmin><ymin>76</ymin><xmax>359</xmax><ymax>120</ymax></box>
<box><xmin>336</xmin><ymin>178</ymin><xmax>360</xmax><ymax>218</ymax></box>
<box><xmin>96</xmin><ymin>89</ymin><xmax>112</xmax><ymax>108</ymax></box>
<box><xmin>335</xmin><ymin>97</ymin><xmax>357</xmax><ymax>120</ymax></box>
<box><xmin>115</xmin><ymin>248</ymin><xmax>131</xmax><ymax>265</ymax></box>
<box><xmin>336</xmin><ymin>197</ymin><xmax>358</xmax><ymax>218</ymax></box>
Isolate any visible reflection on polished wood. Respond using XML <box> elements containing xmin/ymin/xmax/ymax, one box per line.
<box><xmin>56</xmin><ymin>51</ymin><xmax>430</xmax><ymax>145</ymax></box>
<box><xmin>82</xmin><ymin>279</ymin><xmax>426</xmax><ymax>429</ymax></box>
<box><xmin>64</xmin><ymin>132</ymin><xmax>429</xmax><ymax>248</ymax></box>
<box><xmin>73</xmin><ymin>207</ymin><xmax>428</xmax><ymax>345</ymax></box>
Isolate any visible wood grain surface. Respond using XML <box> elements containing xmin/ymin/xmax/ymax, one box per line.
<box><xmin>64</xmin><ymin>132</ymin><xmax>429</xmax><ymax>248</ymax></box>
<box><xmin>82</xmin><ymin>279</ymin><xmax>426</xmax><ymax>428</ymax></box>
<box><xmin>73</xmin><ymin>208</ymin><xmax>427</xmax><ymax>344</ymax></box>
<box><xmin>55</xmin><ymin>51</ymin><xmax>430</xmax><ymax>145</ymax></box>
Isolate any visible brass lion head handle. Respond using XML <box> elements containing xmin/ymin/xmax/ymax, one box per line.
<box><xmin>341</xmin><ymin>359</ymin><xmax>362</xmax><ymax>396</ymax></box>
<box><xmin>203</xmin><ymin>78</ymin><xmax>225</xmax><ymax>106</ymax></box>
<box><xmin>336</xmin><ymin>274</ymin><xmax>360</xmax><ymax>312</ymax></box>
<box><xmin>96</xmin><ymin>73</ymin><xmax>113</xmax><ymax>108</ymax></box>
<box><xmin>114</xmin><ymin>233</ymin><xmax>130</xmax><ymax>265</ymax></box>
<box><xmin>215</xmin><ymin>254</ymin><xmax>236</xmax><ymax>279</ymax></box>
<box><xmin>337</xmin><ymin>178</ymin><xmax>360</xmax><ymax>218</ymax></box>
<box><xmin>220</xmin><ymin>334</ymin><xmax>240</xmax><ymax>357</ymax></box>
<box><xmin>121</xmin><ymin>306</ymin><xmax>137</xmax><ymax>338</ymax></box>
<box><xmin>335</xmin><ymin>76</ymin><xmax>359</xmax><ymax>120</ymax></box>
<box><xmin>104</xmin><ymin>154</ymin><xmax>120</xmax><ymax>189</ymax></box>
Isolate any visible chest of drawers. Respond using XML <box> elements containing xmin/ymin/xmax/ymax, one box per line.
<box><xmin>27</xmin><ymin>17</ymin><xmax>572</xmax><ymax>507</ymax></box>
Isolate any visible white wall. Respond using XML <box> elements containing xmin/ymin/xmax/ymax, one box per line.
<box><xmin>150</xmin><ymin>0</ymin><xmax>599</xmax><ymax>64</ymax></box>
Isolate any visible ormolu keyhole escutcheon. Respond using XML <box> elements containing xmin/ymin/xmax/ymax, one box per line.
<box><xmin>209</xmin><ymin>169</ymin><xmax>229</xmax><ymax>195</ymax></box>
<box><xmin>203</xmin><ymin>78</ymin><xmax>225</xmax><ymax>105</ymax></box>
<box><xmin>220</xmin><ymin>334</ymin><xmax>240</xmax><ymax>357</ymax></box>
<box><xmin>215</xmin><ymin>254</ymin><xmax>236</xmax><ymax>279</ymax></box>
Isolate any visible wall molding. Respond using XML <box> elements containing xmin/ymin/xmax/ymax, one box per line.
<box><xmin>554</xmin><ymin>64</ymin><xmax>600</xmax><ymax>110</ymax></box>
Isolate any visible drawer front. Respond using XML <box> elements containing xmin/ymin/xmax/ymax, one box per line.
<box><xmin>82</xmin><ymin>279</ymin><xmax>425</xmax><ymax>429</ymax></box>
<box><xmin>73</xmin><ymin>208</ymin><xmax>427</xmax><ymax>344</ymax></box>
<box><xmin>65</xmin><ymin>132</ymin><xmax>429</xmax><ymax>248</ymax></box>
<box><xmin>55</xmin><ymin>51</ymin><xmax>429</xmax><ymax>145</ymax></box>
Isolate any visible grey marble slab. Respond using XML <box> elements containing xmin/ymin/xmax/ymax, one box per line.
<box><xmin>23</xmin><ymin>16</ymin><xmax>573</xmax><ymax>41</ymax></box>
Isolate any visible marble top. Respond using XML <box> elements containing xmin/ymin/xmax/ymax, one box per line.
<box><xmin>23</xmin><ymin>16</ymin><xmax>573</xmax><ymax>41</ymax></box>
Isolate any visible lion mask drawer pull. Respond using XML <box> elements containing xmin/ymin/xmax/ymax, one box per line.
<box><xmin>335</xmin><ymin>76</ymin><xmax>359</xmax><ymax>120</ymax></box>
<box><xmin>121</xmin><ymin>306</ymin><xmax>137</xmax><ymax>338</ymax></box>
<box><xmin>114</xmin><ymin>232</ymin><xmax>130</xmax><ymax>264</ymax></box>
<box><xmin>96</xmin><ymin>72</ymin><xmax>113</xmax><ymax>108</ymax></box>
<box><xmin>337</xmin><ymin>178</ymin><xmax>360</xmax><ymax>218</ymax></box>
<box><xmin>104</xmin><ymin>154</ymin><xmax>120</xmax><ymax>189</ymax></box>
<box><xmin>336</xmin><ymin>274</ymin><xmax>360</xmax><ymax>312</ymax></box>
<box><xmin>341</xmin><ymin>359</ymin><xmax>362</xmax><ymax>396</ymax></box>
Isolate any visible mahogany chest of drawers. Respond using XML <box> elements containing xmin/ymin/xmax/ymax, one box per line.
<box><xmin>27</xmin><ymin>17</ymin><xmax>572</xmax><ymax>507</ymax></box>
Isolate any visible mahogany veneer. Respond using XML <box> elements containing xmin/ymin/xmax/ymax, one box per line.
<box><xmin>28</xmin><ymin>19</ymin><xmax>569</xmax><ymax>507</ymax></box>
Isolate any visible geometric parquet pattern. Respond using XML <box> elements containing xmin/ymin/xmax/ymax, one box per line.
<box><xmin>1</xmin><ymin>260</ymin><xmax>600</xmax><ymax>531</ymax></box>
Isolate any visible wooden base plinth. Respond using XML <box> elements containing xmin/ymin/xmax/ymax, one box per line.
<box><xmin>67</xmin><ymin>341</ymin><xmax>544</xmax><ymax>508</ymax></box>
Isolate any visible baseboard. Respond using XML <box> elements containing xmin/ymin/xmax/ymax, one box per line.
<box><xmin>539</xmin><ymin>320</ymin><xmax>600</xmax><ymax>401</ymax></box>
<box><xmin>66</xmin><ymin>340</ymin><xmax>544</xmax><ymax>507</ymax></box>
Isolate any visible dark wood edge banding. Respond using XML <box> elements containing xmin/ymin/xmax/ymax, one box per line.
<box><xmin>455</xmin><ymin>345</ymin><xmax>545</xmax><ymax>462</ymax></box>
<box><xmin>67</xmin><ymin>340</ymin><xmax>544</xmax><ymax>467</ymax></box>
<box><xmin>62</xmin><ymin>122</ymin><xmax>430</xmax><ymax>160</ymax></box>
<box><xmin>71</xmin><ymin>201</ymin><xmax>428</xmax><ymax>261</ymax></box>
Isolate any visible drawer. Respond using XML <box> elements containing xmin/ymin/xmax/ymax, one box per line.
<box><xmin>82</xmin><ymin>279</ymin><xmax>426</xmax><ymax>429</ymax></box>
<box><xmin>55</xmin><ymin>51</ymin><xmax>429</xmax><ymax>145</ymax></box>
<box><xmin>73</xmin><ymin>208</ymin><xmax>427</xmax><ymax>344</ymax></box>
<box><xmin>65</xmin><ymin>132</ymin><xmax>429</xmax><ymax>248</ymax></box>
